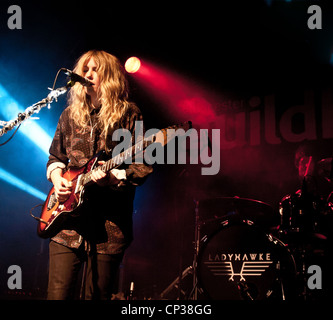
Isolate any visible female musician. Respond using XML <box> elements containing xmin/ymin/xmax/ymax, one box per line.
<box><xmin>46</xmin><ymin>50</ymin><xmax>152</xmax><ymax>299</ymax></box>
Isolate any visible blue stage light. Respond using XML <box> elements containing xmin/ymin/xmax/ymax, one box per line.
<box><xmin>0</xmin><ymin>167</ymin><xmax>47</xmax><ymax>200</ymax></box>
<box><xmin>0</xmin><ymin>84</ymin><xmax>52</xmax><ymax>155</ymax></box>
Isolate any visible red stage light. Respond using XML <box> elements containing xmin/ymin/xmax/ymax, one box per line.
<box><xmin>131</xmin><ymin>60</ymin><xmax>216</xmax><ymax>125</ymax></box>
<box><xmin>125</xmin><ymin>57</ymin><xmax>141</xmax><ymax>73</ymax></box>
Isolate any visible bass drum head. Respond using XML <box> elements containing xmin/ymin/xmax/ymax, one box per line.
<box><xmin>197</xmin><ymin>220</ymin><xmax>297</xmax><ymax>300</ymax></box>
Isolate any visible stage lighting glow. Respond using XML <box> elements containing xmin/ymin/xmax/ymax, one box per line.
<box><xmin>125</xmin><ymin>57</ymin><xmax>141</xmax><ymax>73</ymax></box>
<box><xmin>0</xmin><ymin>84</ymin><xmax>52</xmax><ymax>155</ymax></box>
<box><xmin>132</xmin><ymin>60</ymin><xmax>216</xmax><ymax>125</ymax></box>
<box><xmin>0</xmin><ymin>167</ymin><xmax>47</xmax><ymax>200</ymax></box>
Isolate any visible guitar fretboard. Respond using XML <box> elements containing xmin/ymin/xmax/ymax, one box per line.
<box><xmin>82</xmin><ymin>138</ymin><xmax>153</xmax><ymax>186</ymax></box>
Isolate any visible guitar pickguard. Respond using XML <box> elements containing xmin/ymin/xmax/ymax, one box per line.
<box><xmin>46</xmin><ymin>192</ymin><xmax>57</xmax><ymax>211</ymax></box>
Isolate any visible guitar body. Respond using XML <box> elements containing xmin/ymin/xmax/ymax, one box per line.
<box><xmin>37</xmin><ymin>121</ymin><xmax>192</xmax><ymax>239</ymax></box>
<box><xmin>37</xmin><ymin>155</ymin><xmax>98</xmax><ymax>239</ymax></box>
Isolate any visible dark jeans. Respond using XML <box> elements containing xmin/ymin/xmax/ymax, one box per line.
<box><xmin>47</xmin><ymin>240</ymin><xmax>123</xmax><ymax>300</ymax></box>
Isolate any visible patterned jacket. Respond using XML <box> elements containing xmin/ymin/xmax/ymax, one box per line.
<box><xmin>46</xmin><ymin>103</ymin><xmax>153</xmax><ymax>254</ymax></box>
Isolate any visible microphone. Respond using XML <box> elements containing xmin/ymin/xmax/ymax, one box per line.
<box><xmin>62</xmin><ymin>68</ymin><xmax>93</xmax><ymax>87</ymax></box>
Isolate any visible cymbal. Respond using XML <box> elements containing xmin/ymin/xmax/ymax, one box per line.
<box><xmin>199</xmin><ymin>196</ymin><xmax>279</xmax><ymax>228</ymax></box>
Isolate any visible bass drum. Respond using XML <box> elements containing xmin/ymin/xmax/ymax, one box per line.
<box><xmin>197</xmin><ymin>220</ymin><xmax>297</xmax><ymax>300</ymax></box>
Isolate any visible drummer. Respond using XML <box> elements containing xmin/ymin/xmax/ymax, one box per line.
<box><xmin>292</xmin><ymin>144</ymin><xmax>333</xmax><ymax>235</ymax></box>
<box><xmin>294</xmin><ymin>144</ymin><xmax>331</xmax><ymax>199</ymax></box>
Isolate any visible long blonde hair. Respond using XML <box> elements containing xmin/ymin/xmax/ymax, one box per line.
<box><xmin>68</xmin><ymin>50</ymin><xmax>129</xmax><ymax>138</ymax></box>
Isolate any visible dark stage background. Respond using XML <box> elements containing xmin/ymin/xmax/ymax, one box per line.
<box><xmin>0</xmin><ymin>0</ymin><xmax>333</xmax><ymax>300</ymax></box>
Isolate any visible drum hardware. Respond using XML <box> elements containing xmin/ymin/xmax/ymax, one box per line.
<box><xmin>159</xmin><ymin>198</ymin><xmax>203</xmax><ymax>300</ymax></box>
<box><xmin>278</xmin><ymin>186</ymin><xmax>331</xmax><ymax>300</ymax></box>
<box><xmin>159</xmin><ymin>266</ymin><xmax>193</xmax><ymax>299</ymax></box>
<box><xmin>300</xmin><ymin>247</ymin><xmax>308</xmax><ymax>299</ymax></box>
<box><xmin>198</xmin><ymin>196</ymin><xmax>280</xmax><ymax>230</ymax></box>
<box><xmin>279</xmin><ymin>191</ymin><xmax>324</xmax><ymax>234</ymax></box>
<box><xmin>275</xmin><ymin>260</ymin><xmax>286</xmax><ymax>300</ymax></box>
<box><xmin>197</xmin><ymin>219</ymin><xmax>297</xmax><ymax>300</ymax></box>
<box><xmin>161</xmin><ymin>196</ymin><xmax>296</xmax><ymax>300</ymax></box>
<box><xmin>237</xmin><ymin>281</ymin><xmax>255</xmax><ymax>300</ymax></box>
<box><xmin>192</xmin><ymin>199</ymin><xmax>200</xmax><ymax>300</ymax></box>
<box><xmin>161</xmin><ymin>193</ymin><xmax>329</xmax><ymax>300</ymax></box>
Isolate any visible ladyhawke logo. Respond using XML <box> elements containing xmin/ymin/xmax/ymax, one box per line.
<box><xmin>204</xmin><ymin>253</ymin><xmax>272</xmax><ymax>282</ymax></box>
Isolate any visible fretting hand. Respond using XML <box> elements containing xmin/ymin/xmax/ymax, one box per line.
<box><xmin>91</xmin><ymin>161</ymin><xmax>120</xmax><ymax>186</ymax></box>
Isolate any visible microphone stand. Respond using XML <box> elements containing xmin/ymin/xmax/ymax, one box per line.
<box><xmin>0</xmin><ymin>68</ymin><xmax>91</xmax><ymax>144</ymax></box>
<box><xmin>0</xmin><ymin>84</ymin><xmax>69</xmax><ymax>137</ymax></box>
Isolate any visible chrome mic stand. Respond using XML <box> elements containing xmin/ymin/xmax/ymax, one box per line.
<box><xmin>0</xmin><ymin>68</ymin><xmax>83</xmax><ymax>140</ymax></box>
<box><xmin>0</xmin><ymin>85</ymin><xmax>68</xmax><ymax>137</ymax></box>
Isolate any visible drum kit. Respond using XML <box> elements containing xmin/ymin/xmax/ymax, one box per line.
<box><xmin>162</xmin><ymin>158</ymin><xmax>333</xmax><ymax>300</ymax></box>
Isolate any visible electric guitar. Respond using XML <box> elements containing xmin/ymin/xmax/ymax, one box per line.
<box><xmin>37</xmin><ymin>121</ymin><xmax>192</xmax><ymax>238</ymax></box>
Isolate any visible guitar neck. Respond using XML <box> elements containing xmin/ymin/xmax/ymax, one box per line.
<box><xmin>82</xmin><ymin>138</ymin><xmax>153</xmax><ymax>186</ymax></box>
<box><xmin>80</xmin><ymin>121</ymin><xmax>192</xmax><ymax>187</ymax></box>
